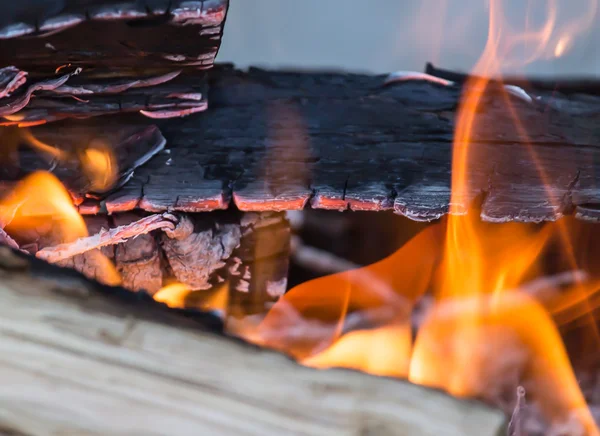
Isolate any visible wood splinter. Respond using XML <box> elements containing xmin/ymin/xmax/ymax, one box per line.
<box><xmin>36</xmin><ymin>213</ymin><xmax>178</xmax><ymax>263</ymax></box>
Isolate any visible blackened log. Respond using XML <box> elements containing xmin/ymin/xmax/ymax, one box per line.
<box><xmin>77</xmin><ymin>65</ymin><xmax>600</xmax><ymax>223</ymax></box>
<box><xmin>54</xmin><ymin>214</ymin><xmax>120</xmax><ymax>286</ymax></box>
<box><xmin>159</xmin><ymin>212</ymin><xmax>242</xmax><ymax>291</ymax></box>
<box><xmin>0</xmin><ymin>0</ymin><xmax>228</xmax><ymax>70</ymax></box>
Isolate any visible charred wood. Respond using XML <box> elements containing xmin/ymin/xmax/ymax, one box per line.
<box><xmin>113</xmin><ymin>213</ymin><xmax>163</xmax><ymax>293</ymax></box>
<box><xmin>0</xmin><ymin>120</ymin><xmax>166</xmax><ymax>201</ymax></box>
<box><xmin>72</xmin><ymin>65</ymin><xmax>600</xmax><ymax>223</ymax></box>
<box><xmin>158</xmin><ymin>212</ymin><xmax>242</xmax><ymax>291</ymax></box>
<box><xmin>228</xmin><ymin>213</ymin><xmax>291</xmax><ymax>316</ymax></box>
<box><xmin>4</xmin><ymin>65</ymin><xmax>600</xmax><ymax>222</ymax></box>
<box><xmin>12</xmin><ymin>210</ymin><xmax>290</xmax><ymax>316</ymax></box>
<box><xmin>37</xmin><ymin>212</ymin><xmax>176</xmax><ymax>263</ymax></box>
<box><xmin>0</xmin><ymin>70</ymin><xmax>208</xmax><ymax>125</ymax></box>
<box><xmin>0</xmin><ymin>0</ymin><xmax>228</xmax><ymax>70</ymax></box>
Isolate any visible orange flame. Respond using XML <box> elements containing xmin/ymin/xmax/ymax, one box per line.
<box><xmin>154</xmin><ymin>282</ymin><xmax>191</xmax><ymax>308</ymax></box>
<box><xmin>19</xmin><ymin>129</ymin><xmax>66</xmax><ymax>161</ymax></box>
<box><xmin>230</xmin><ymin>0</ymin><xmax>600</xmax><ymax>433</ymax></box>
<box><xmin>154</xmin><ymin>281</ymin><xmax>229</xmax><ymax>313</ymax></box>
<box><xmin>1</xmin><ymin>171</ymin><xmax>87</xmax><ymax>243</ymax></box>
<box><xmin>0</xmin><ymin>128</ymin><xmax>122</xmax><ymax>283</ymax></box>
<box><xmin>2</xmin><ymin>128</ymin><xmax>118</xmax><ymax>194</ymax></box>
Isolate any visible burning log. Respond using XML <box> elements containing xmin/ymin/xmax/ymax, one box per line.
<box><xmin>5</xmin><ymin>64</ymin><xmax>600</xmax><ymax>223</ymax></box>
<box><xmin>36</xmin><ymin>213</ymin><xmax>177</xmax><ymax>263</ymax></box>
<box><xmin>0</xmin><ymin>246</ymin><xmax>506</xmax><ymax>436</ymax></box>
<box><xmin>41</xmin><ymin>64</ymin><xmax>598</xmax><ymax>223</ymax></box>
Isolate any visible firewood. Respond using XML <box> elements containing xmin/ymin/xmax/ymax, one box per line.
<box><xmin>46</xmin><ymin>64</ymin><xmax>599</xmax><ymax>223</ymax></box>
<box><xmin>426</xmin><ymin>62</ymin><xmax>600</xmax><ymax>95</ymax></box>
<box><xmin>13</xmin><ymin>211</ymin><xmax>291</xmax><ymax>315</ymax></box>
<box><xmin>6</xmin><ymin>65</ymin><xmax>600</xmax><ymax>223</ymax></box>
<box><xmin>0</xmin><ymin>0</ymin><xmax>228</xmax><ymax>70</ymax></box>
<box><xmin>0</xmin><ymin>246</ymin><xmax>506</xmax><ymax>436</ymax></box>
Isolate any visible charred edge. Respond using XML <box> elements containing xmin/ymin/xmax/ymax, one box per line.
<box><xmin>214</xmin><ymin>0</ymin><xmax>231</xmax><ymax>61</ymax></box>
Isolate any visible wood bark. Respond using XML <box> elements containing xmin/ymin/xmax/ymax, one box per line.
<box><xmin>48</xmin><ymin>65</ymin><xmax>600</xmax><ymax>223</ymax></box>
<box><xmin>0</xmin><ymin>246</ymin><xmax>506</xmax><ymax>436</ymax></box>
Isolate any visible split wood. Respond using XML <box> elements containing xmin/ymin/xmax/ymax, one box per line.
<box><xmin>0</xmin><ymin>246</ymin><xmax>506</xmax><ymax>436</ymax></box>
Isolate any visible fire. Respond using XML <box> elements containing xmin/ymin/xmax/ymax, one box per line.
<box><xmin>1</xmin><ymin>1</ymin><xmax>598</xmax><ymax>432</ymax></box>
<box><xmin>154</xmin><ymin>281</ymin><xmax>229</xmax><ymax>314</ymax></box>
<box><xmin>230</xmin><ymin>0</ymin><xmax>600</xmax><ymax>433</ymax></box>
<box><xmin>554</xmin><ymin>35</ymin><xmax>571</xmax><ymax>57</ymax></box>
<box><xmin>19</xmin><ymin>129</ymin><xmax>66</xmax><ymax>161</ymax></box>
<box><xmin>0</xmin><ymin>171</ymin><xmax>87</xmax><ymax>243</ymax></box>
<box><xmin>2</xmin><ymin>128</ymin><xmax>118</xmax><ymax>193</ymax></box>
<box><xmin>1</xmin><ymin>130</ymin><xmax>121</xmax><ymax>284</ymax></box>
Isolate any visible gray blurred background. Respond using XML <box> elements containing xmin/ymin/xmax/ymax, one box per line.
<box><xmin>218</xmin><ymin>0</ymin><xmax>600</xmax><ymax>76</ymax></box>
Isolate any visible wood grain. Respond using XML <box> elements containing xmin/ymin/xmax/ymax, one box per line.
<box><xmin>0</xmin><ymin>247</ymin><xmax>506</xmax><ymax>436</ymax></box>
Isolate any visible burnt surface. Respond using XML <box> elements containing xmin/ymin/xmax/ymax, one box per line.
<box><xmin>88</xmin><ymin>65</ymin><xmax>600</xmax><ymax>223</ymax></box>
<box><xmin>23</xmin><ymin>211</ymin><xmax>291</xmax><ymax>315</ymax></box>
<box><xmin>0</xmin><ymin>0</ymin><xmax>226</xmax><ymax>124</ymax></box>
<box><xmin>0</xmin><ymin>0</ymin><xmax>228</xmax><ymax>69</ymax></box>
<box><xmin>0</xmin><ymin>121</ymin><xmax>166</xmax><ymax>202</ymax></box>
<box><xmin>0</xmin><ymin>71</ymin><xmax>208</xmax><ymax>126</ymax></box>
